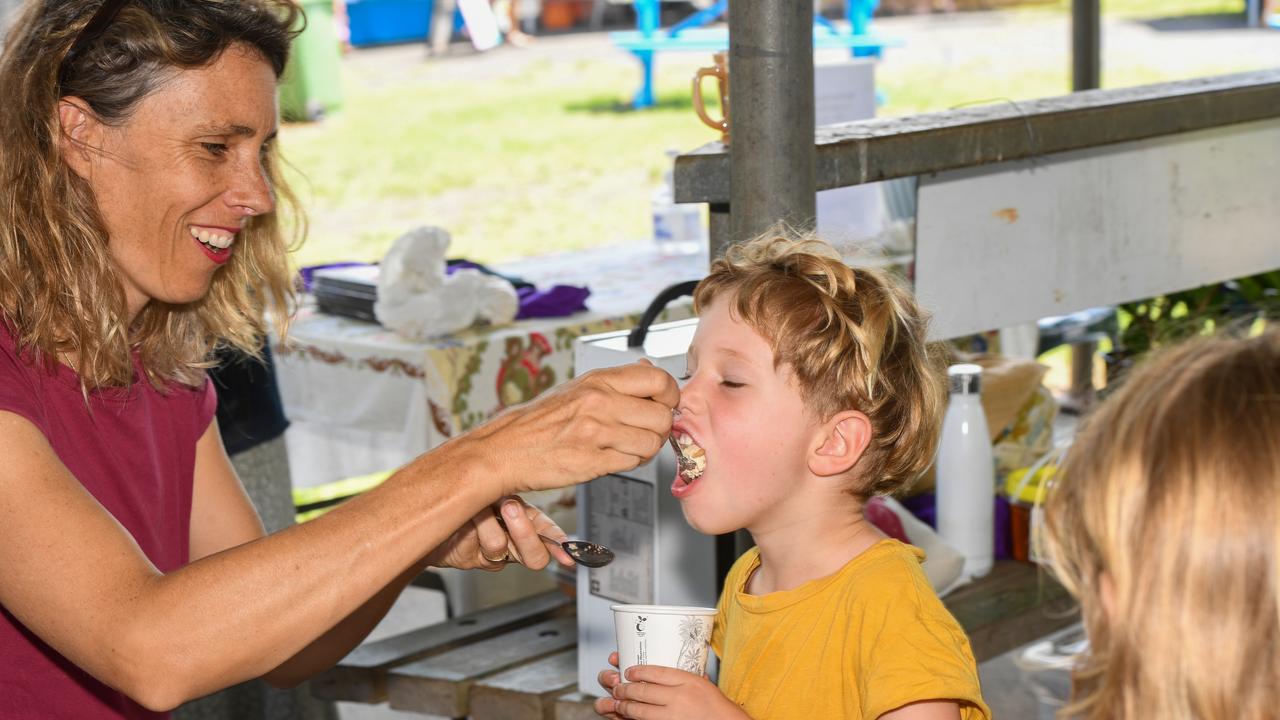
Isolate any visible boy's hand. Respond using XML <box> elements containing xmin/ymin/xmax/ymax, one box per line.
<box><xmin>594</xmin><ymin>654</ymin><xmax>750</xmax><ymax>720</ymax></box>
<box><xmin>594</xmin><ymin>652</ymin><xmax>625</xmax><ymax>718</ymax></box>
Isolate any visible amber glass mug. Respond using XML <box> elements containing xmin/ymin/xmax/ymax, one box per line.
<box><xmin>692</xmin><ymin>51</ymin><xmax>730</xmax><ymax>145</ymax></box>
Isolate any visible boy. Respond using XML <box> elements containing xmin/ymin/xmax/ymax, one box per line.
<box><xmin>596</xmin><ymin>234</ymin><xmax>990</xmax><ymax>720</ymax></box>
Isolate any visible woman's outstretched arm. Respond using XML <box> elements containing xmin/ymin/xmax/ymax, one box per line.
<box><xmin>0</xmin><ymin>362</ymin><xmax>677</xmax><ymax>711</ymax></box>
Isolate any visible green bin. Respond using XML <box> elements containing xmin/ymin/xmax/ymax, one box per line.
<box><xmin>279</xmin><ymin>1</ymin><xmax>344</xmax><ymax>121</ymax></box>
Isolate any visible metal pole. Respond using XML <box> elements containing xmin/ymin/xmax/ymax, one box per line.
<box><xmin>1072</xmin><ymin>0</ymin><xmax>1101</xmax><ymax>91</ymax></box>
<box><xmin>724</xmin><ymin>0</ymin><xmax>816</xmax><ymax>252</ymax></box>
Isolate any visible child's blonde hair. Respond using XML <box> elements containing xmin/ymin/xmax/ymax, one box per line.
<box><xmin>1042</xmin><ymin>331</ymin><xmax>1280</xmax><ymax>720</ymax></box>
<box><xmin>693</xmin><ymin>231</ymin><xmax>948</xmax><ymax>497</ymax></box>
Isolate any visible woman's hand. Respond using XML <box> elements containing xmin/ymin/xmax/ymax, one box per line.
<box><xmin>595</xmin><ymin>652</ymin><xmax>749</xmax><ymax>720</ymax></box>
<box><xmin>463</xmin><ymin>361</ymin><xmax>680</xmax><ymax>496</ymax></box>
<box><xmin>425</xmin><ymin>496</ymin><xmax>572</xmax><ymax>571</ymax></box>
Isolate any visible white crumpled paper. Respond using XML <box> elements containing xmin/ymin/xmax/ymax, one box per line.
<box><xmin>373</xmin><ymin>226</ymin><xmax>518</xmax><ymax>340</ymax></box>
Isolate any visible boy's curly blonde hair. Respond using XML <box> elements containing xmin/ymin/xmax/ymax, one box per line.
<box><xmin>693</xmin><ymin>232</ymin><xmax>948</xmax><ymax>497</ymax></box>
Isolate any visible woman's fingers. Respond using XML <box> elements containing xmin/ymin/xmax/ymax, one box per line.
<box><xmin>481</xmin><ymin>362</ymin><xmax>678</xmax><ymax>494</ymax></box>
<box><xmin>599</xmin><ymin>393</ymin><xmax>677</xmax><ymax>453</ymax></box>
<box><xmin>495</xmin><ymin>498</ymin><xmax>555</xmax><ymax>569</ymax></box>
<box><xmin>470</xmin><ymin>507</ymin><xmax>512</xmax><ymax>569</ymax></box>
<box><xmin>524</xmin><ymin>504</ymin><xmax>575</xmax><ymax>566</ymax></box>
<box><xmin>604</xmin><ymin>360</ymin><xmax>681</xmax><ymax>410</ymax></box>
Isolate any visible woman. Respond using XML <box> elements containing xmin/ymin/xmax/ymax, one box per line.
<box><xmin>1042</xmin><ymin>331</ymin><xmax>1279</xmax><ymax>719</ymax></box>
<box><xmin>0</xmin><ymin>1</ymin><xmax>678</xmax><ymax>717</ymax></box>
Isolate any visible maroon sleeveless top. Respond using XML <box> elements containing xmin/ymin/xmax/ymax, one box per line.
<box><xmin>0</xmin><ymin>321</ymin><xmax>215</xmax><ymax>718</ymax></box>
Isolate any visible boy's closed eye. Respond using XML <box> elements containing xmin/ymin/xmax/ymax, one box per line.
<box><xmin>678</xmin><ymin>369</ymin><xmax>746</xmax><ymax>388</ymax></box>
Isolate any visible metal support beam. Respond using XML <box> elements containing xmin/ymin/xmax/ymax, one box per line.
<box><xmin>674</xmin><ymin>69</ymin><xmax>1280</xmax><ymax>202</ymax></box>
<box><xmin>708</xmin><ymin>203</ymin><xmax>731</xmax><ymax>260</ymax></box>
<box><xmin>725</xmin><ymin>0</ymin><xmax>816</xmax><ymax>253</ymax></box>
<box><xmin>1072</xmin><ymin>0</ymin><xmax>1101</xmax><ymax>91</ymax></box>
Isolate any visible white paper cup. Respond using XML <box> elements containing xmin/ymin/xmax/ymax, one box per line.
<box><xmin>611</xmin><ymin>604</ymin><xmax>716</xmax><ymax>681</ymax></box>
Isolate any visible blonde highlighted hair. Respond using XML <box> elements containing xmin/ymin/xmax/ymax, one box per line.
<box><xmin>693</xmin><ymin>231</ymin><xmax>948</xmax><ymax>497</ymax></box>
<box><xmin>1042</xmin><ymin>331</ymin><xmax>1280</xmax><ymax>720</ymax></box>
<box><xmin>0</xmin><ymin>0</ymin><xmax>303</xmax><ymax>390</ymax></box>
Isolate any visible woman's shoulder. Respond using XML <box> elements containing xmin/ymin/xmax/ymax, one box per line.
<box><xmin>0</xmin><ymin>316</ymin><xmax>38</xmax><ymax>380</ymax></box>
<box><xmin>0</xmin><ymin>316</ymin><xmax>48</xmax><ymax>427</ymax></box>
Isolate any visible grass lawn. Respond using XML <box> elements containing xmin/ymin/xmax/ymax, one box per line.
<box><xmin>279</xmin><ymin>0</ymin><xmax>1270</xmax><ymax>268</ymax></box>
<box><xmin>279</xmin><ymin>55</ymin><xmax>717</xmax><ymax>267</ymax></box>
<box><xmin>1044</xmin><ymin>0</ymin><xmax>1241</xmax><ymax>18</ymax></box>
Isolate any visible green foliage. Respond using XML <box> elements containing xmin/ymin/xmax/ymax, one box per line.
<box><xmin>1116</xmin><ymin>271</ymin><xmax>1280</xmax><ymax>356</ymax></box>
<box><xmin>1041</xmin><ymin>0</ymin><xmax>1242</xmax><ymax>18</ymax></box>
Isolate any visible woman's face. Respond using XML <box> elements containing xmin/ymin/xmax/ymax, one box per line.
<box><xmin>78</xmin><ymin>44</ymin><xmax>278</xmax><ymax>319</ymax></box>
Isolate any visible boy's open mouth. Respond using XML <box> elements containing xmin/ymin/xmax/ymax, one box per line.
<box><xmin>675</xmin><ymin>433</ymin><xmax>707</xmax><ymax>485</ymax></box>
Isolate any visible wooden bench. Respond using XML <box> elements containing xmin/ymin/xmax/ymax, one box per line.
<box><xmin>314</xmin><ymin>560</ymin><xmax>1076</xmax><ymax>718</ymax></box>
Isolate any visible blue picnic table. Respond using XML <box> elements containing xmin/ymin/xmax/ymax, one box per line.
<box><xmin>610</xmin><ymin>0</ymin><xmax>902</xmax><ymax>109</ymax></box>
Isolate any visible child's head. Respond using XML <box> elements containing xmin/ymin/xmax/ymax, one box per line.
<box><xmin>1042</xmin><ymin>331</ymin><xmax>1280</xmax><ymax>720</ymax></box>
<box><xmin>672</xmin><ymin>232</ymin><xmax>946</xmax><ymax>534</ymax></box>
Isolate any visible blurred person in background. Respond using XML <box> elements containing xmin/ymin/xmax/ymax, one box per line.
<box><xmin>1042</xmin><ymin>331</ymin><xmax>1280</xmax><ymax>720</ymax></box>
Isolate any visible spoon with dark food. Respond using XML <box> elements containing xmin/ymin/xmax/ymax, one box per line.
<box><xmin>543</xmin><ymin>535</ymin><xmax>615</xmax><ymax>568</ymax></box>
<box><xmin>494</xmin><ymin>508</ymin><xmax>615</xmax><ymax>568</ymax></box>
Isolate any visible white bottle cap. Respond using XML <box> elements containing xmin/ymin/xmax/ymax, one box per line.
<box><xmin>947</xmin><ymin>363</ymin><xmax>983</xmax><ymax>395</ymax></box>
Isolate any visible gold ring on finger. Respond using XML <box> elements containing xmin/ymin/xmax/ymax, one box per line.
<box><xmin>482</xmin><ymin>549</ymin><xmax>511</xmax><ymax>564</ymax></box>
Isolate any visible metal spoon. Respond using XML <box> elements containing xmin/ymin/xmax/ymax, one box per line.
<box><xmin>668</xmin><ymin>434</ymin><xmax>698</xmax><ymax>478</ymax></box>
<box><xmin>537</xmin><ymin>534</ymin><xmax>615</xmax><ymax>568</ymax></box>
<box><xmin>669</xmin><ymin>409</ymin><xmax>699</xmax><ymax>480</ymax></box>
<box><xmin>494</xmin><ymin>511</ymin><xmax>615</xmax><ymax>568</ymax></box>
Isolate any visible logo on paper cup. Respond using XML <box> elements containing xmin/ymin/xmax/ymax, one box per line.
<box><xmin>636</xmin><ymin>615</ymin><xmax>649</xmax><ymax>664</ymax></box>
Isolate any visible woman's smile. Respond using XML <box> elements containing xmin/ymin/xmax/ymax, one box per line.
<box><xmin>189</xmin><ymin>224</ymin><xmax>238</xmax><ymax>265</ymax></box>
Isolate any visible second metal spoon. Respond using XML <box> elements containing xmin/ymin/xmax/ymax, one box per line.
<box><xmin>494</xmin><ymin>510</ymin><xmax>615</xmax><ymax>568</ymax></box>
<box><xmin>538</xmin><ymin>534</ymin><xmax>615</xmax><ymax>568</ymax></box>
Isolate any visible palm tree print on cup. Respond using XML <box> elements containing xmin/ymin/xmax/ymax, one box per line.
<box><xmin>676</xmin><ymin>615</ymin><xmax>712</xmax><ymax>674</ymax></box>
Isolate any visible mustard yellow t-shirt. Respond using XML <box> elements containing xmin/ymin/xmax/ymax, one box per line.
<box><xmin>711</xmin><ymin>539</ymin><xmax>990</xmax><ymax>720</ymax></box>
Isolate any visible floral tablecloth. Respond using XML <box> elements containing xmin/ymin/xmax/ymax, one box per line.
<box><xmin>272</xmin><ymin>242</ymin><xmax>706</xmax><ymax>491</ymax></box>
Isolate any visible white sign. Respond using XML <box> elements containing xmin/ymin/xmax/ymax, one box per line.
<box><xmin>915</xmin><ymin>119</ymin><xmax>1280</xmax><ymax>340</ymax></box>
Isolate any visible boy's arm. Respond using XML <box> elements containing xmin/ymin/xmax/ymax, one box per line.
<box><xmin>879</xmin><ymin>700</ymin><xmax>963</xmax><ymax>720</ymax></box>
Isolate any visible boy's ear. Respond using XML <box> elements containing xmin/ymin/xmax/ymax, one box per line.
<box><xmin>57</xmin><ymin>97</ymin><xmax>103</xmax><ymax>180</ymax></box>
<box><xmin>809</xmin><ymin>410</ymin><xmax>872</xmax><ymax>478</ymax></box>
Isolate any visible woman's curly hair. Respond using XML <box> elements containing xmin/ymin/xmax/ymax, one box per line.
<box><xmin>0</xmin><ymin>0</ymin><xmax>304</xmax><ymax>389</ymax></box>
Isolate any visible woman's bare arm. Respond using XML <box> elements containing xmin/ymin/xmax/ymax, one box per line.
<box><xmin>0</xmin><ymin>363</ymin><xmax>677</xmax><ymax>711</ymax></box>
<box><xmin>186</xmin><ymin>422</ymin><xmax>571</xmax><ymax>690</ymax></box>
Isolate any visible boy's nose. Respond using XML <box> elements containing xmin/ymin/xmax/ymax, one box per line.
<box><xmin>676</xmin><ymin>376</ymin><xmax>704</xmax><ymax>416</ymax></box>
